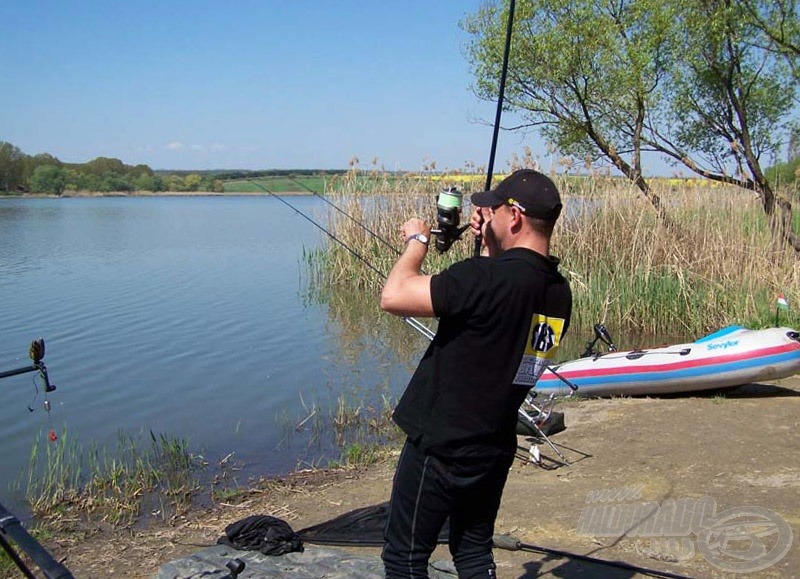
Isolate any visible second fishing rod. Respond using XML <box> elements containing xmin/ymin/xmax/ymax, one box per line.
<box><xmin>246</xmin><ymin>179</ymin><xmax>472</xmax><ymax>341</ymax></box>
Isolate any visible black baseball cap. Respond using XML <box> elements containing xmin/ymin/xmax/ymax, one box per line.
<box><xmin>471</xmin><ymin>169</ymin><xmax>562</xmax><ymax>221</ymax></box>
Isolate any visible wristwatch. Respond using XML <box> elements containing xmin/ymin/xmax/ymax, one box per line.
<box><xmin>406</xmin><ymin>233</ymin><xmax>429</xmax><ymax>247</ymax></box>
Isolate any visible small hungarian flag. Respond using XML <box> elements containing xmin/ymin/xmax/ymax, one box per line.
<box><xmin>777</xmin><ymin>294</ymin><xmax>790</xmax><ymax>310</ymax></box>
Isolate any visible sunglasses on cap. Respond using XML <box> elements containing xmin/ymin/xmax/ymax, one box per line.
<box><xmin>491</xmin><ymin>197</ymin><xmax>528</xmax><ymax>214</ymax></box>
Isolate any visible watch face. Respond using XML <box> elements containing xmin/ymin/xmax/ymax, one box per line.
<box><xmin>407</xmin><ymin>233</ymin><xmax>429</xmax><ymax>246</ymax></box>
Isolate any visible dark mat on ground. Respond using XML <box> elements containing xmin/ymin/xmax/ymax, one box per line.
<box><xmin>155</xmin><ymin>544</ymin><xmax>458</xmax><ymax>578</ymax></box>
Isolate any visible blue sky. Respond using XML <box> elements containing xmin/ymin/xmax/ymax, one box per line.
<box><xmin>1</xmin><ymin>1</ymin><xmax>665</xmax><ymax>174</ymax></box>
<box><xmin>1</xmin><ymin>1</ymin><xmax>550</xmax><ymax>172</ymax></box>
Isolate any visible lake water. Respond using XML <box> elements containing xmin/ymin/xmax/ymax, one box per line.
<box><xmin>0</xmin><ymin>196</ymin><xmax>424</xmax><ymax>508</ymax></box>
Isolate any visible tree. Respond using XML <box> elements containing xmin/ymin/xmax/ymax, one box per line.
<box><xmin>662</xmin><ymin>0</ymin><xmax>798</xmax><ymax>246</ymax></box>
<box><xmin>463</xmin><ymin>0</ymin><xmax>800</xmax><ymax>250</ymax></box>
<box><xmin>132</xmin><ymin>164</ymin><xmax>154</xmax><ymax>177</ymax></box>
<box><xmin>30</xmin><ymin>165</ymin><xmax>67</xmax><ymax>196</ymax></box>
<box><xmin>788</xmin><ymin>124</ymin><xmax>800</xmax><ymax>163</ymax></box>
<box><xmin>165</xmin><ymin>174</ymin><xmax>186</xmax><ymax>191</ymax></box>
<box><xmin>738</xmin><ymin>0</ymin><xmax>799</xmax><ymax>79</ymax></box>
<box><xmin>84</xmin><ymin>157</ymin><xmax>127</xmax><ymax>176</ymax></box>
<box><xmin>0</xmin><ymin>141</ymin><xmax>26</xmax><ymax>192</ymax></box>
<box><xmin>184</xmin><ymin>173</ymin><xmax>202</xmax><ymax>191</ymax></box>
<box><xmin>134</xmin><ymin>173</ymin><xmax>158</xmax><ymax>192</ymax></box>
<box><xmin>24</xmin><ymin>152</ymin><xmax>62</xmax><ymax>187</ymax></box>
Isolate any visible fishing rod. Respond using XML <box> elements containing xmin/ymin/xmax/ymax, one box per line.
<box><xmin>248</xmin><ymin>179</ymin><xmax>388</xmax><ymax>281</ymax></box>
<box><xmin>492</xmin><ymin>534</ymin><xmax>696</xmax><ymax>579</ymax></box>
<box><xmin>474</xmin><ymin>0</ymin><xmax>516</xmax><ymax>258</ymax></box>
<box><xmin>1</xmin><ymin>341</ymin><xmax>70</xmax><ymax>579</ymax></box>
<box><xmin>248</xmin><ymin>179</ymin><xmax>579</xmax><ymax>443</ymax></box>
<box><xmin>247</xmin><ymin>179</ymin><xmax>436</xmax><ymax>340</ymax></box>
<box><xmin>0</xmin><ymin>501</ymin><xmax>75</xmax><ymax>579</ymax></box>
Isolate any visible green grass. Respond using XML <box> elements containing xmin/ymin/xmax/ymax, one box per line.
<box><xmin>339</xmin><ymin>442</ymin><xmax>384</xmax><ymax>468</ymax></box>
<box><xmin>222</xmin><ymin>172</ymin><xmax>431</xmax><ymax>195</ymax></box>
<box><xmin>223</xmin><ymin>176</ymin><xmax>326</xmax><ymax>193</ymax></box>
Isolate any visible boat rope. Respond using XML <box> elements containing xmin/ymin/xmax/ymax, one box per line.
<box><xmin>473</xmin><ymin>0</ymin><xmax>516</xmax><ymax>258</ymax></box>
<box><xmin>566</xmin><ymin>348</ymin><xmax>693</xmax><ymax>365</ymax></box>
<box><xmin>245</xmin><ymin>179</ymin><xmax>436</xmax><ymax>341</ymax></box>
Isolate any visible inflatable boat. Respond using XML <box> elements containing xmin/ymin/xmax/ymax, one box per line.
<box><xmin>535</xmin><ymin>326</ymin><xmax>800</xmax><ymax>397</ymax></box>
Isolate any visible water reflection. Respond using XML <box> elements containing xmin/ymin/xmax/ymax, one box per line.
<box><xmin>288</xmin><ymin>272</ymin><xmax>429</xmax><ymax>461</ymax></box>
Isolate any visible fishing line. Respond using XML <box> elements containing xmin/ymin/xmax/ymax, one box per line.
<box><xmin>247</xmin><ymin>179</ymin><xmax>388</xmax><ymax>279</ymax></box>
<box><xmin>286</xmin><ymin>176</ymin><xmax>403</xmax><ymax>257</ymax></box>
<box><xmin>474</xmin><ymin>0</ymin><xmax>516</xmax><ymax>258</ymax></box>
<box><xmin>26</xmin><ymin>374</ymin><xmax>42</xmax><ymax>413</ymax></box>
<box><xmin>247</xmin><ymin>179</ymin><xmax>436</xmax><ymax>340</ymax></box>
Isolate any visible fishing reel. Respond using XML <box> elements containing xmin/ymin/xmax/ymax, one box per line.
<box><xmin>431</xmin><ymin>187</ymin><xmax>469</xmax><ymax>253</ymax></box>
<box><xmin>30</xmin><ymin>337</ymin><xmax>45</xmax><ymax>365</ymax></box>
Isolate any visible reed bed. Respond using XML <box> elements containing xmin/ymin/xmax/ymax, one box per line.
<box><xmin>307</xmin><ymin>169</ymin><xmax>800</xmax><ymax>338</ymax></box>
<box><xmin>23</xmin><ymin>429</ymin><xmax>203</xmax><ymax>527</ymax></box>
<box><xmin>558</xmin><ymin>177</ymin><xmax>800</xmax><ymax>333</ymax></box>
<box><xmin>305</xmin><ymin>169</ymin><xmax>478</xmax><ymax>295</ymax></box>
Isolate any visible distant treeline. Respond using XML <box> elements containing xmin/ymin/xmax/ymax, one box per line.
<box><xmin>169</xmin><ymin>169</ymin><xmax>350</xmax><ymax>181</ymax></box>
<box><xmin>0</xmin><ymin>142</ymin><xmax>359</xmax><ymax>196</ymax></box>
<box><xmin>0</xmin><ymin>141</ymin><xmax>226</xmax><ymax>195</ymax></box>
<box><xmin>5</xmin><ymin>139</ymin><xmax>796</xmax><ymax>197</ymax></box>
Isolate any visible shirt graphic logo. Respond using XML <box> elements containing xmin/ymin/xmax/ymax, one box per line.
<box><xmin>531</xmin><ymin>322</ymin><xmax>556</xmax><ymax>353</ymax></box>
<box><xmin>513</xmin><ymin>314</ymin><xmax>565</xmax><ymax>386</ymax></box>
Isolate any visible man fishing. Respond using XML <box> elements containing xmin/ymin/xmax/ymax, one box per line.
<box><xmin>379</xmin><ymin>169</ymin><xmax>572</xmax><ymax>578</ymax></box>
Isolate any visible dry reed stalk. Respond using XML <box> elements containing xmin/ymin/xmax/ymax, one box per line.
<box><xmin>310</xmin><ymin>171</ymin><xmax>800</xmax><ymax>337</ymax></box>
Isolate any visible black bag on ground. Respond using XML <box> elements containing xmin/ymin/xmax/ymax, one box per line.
<box><xmin>217</xmin><ymin>514</ymin><xmax>304</xmax><ymax>556</ymax></box>
<box><xmin>298</xmin><ymin>502</ymin><xmax>449</xmax><ymax>547</ymax></box>
<box><xmin>218</xmin><ymin>503</ymin><xmax>449</xmax><ymax>554</ymax></box>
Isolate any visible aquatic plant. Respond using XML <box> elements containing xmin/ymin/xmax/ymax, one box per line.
<box><xmin>24</xmin><ymin>429</ymin><xmax>205</xmax><ymax>527</ymax></box>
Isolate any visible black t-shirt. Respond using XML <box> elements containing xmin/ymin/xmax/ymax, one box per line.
<box><xmin>392</xmin><ymin>247</ymin><xmax>572</xmax><ymax>459</ymax></box>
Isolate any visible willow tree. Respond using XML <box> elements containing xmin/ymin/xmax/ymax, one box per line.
<box><xmin>463</xmin><ymin>0</ymin><xmax>800</xmax><ymax>250</ymax></box>
<box><xmin>738</xmin><ymin>0</ymin><xmax>800</xmax><ymax>77</ymax></box>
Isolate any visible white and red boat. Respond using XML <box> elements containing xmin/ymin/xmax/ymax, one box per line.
<box><xmin>534</xmin><ymin>326</ymin><xmax>800</xmax><ymax>397</ymax></box>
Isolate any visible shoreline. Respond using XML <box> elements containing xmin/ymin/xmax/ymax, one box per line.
<box><xmin>1</xmin><ymin>190</ymin><xmax>314</xmax><ymax>198</ymax></box>
<box><xmin>34</xmin><ymin>376</ymin><xmax>800</xmax><ymax>578</ymax></box>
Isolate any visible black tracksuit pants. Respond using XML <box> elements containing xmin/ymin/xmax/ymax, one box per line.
<box><xmin>382</xmin><ymin>438</ymin><xmax>514</xmax><ymax>579</ymax></box>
